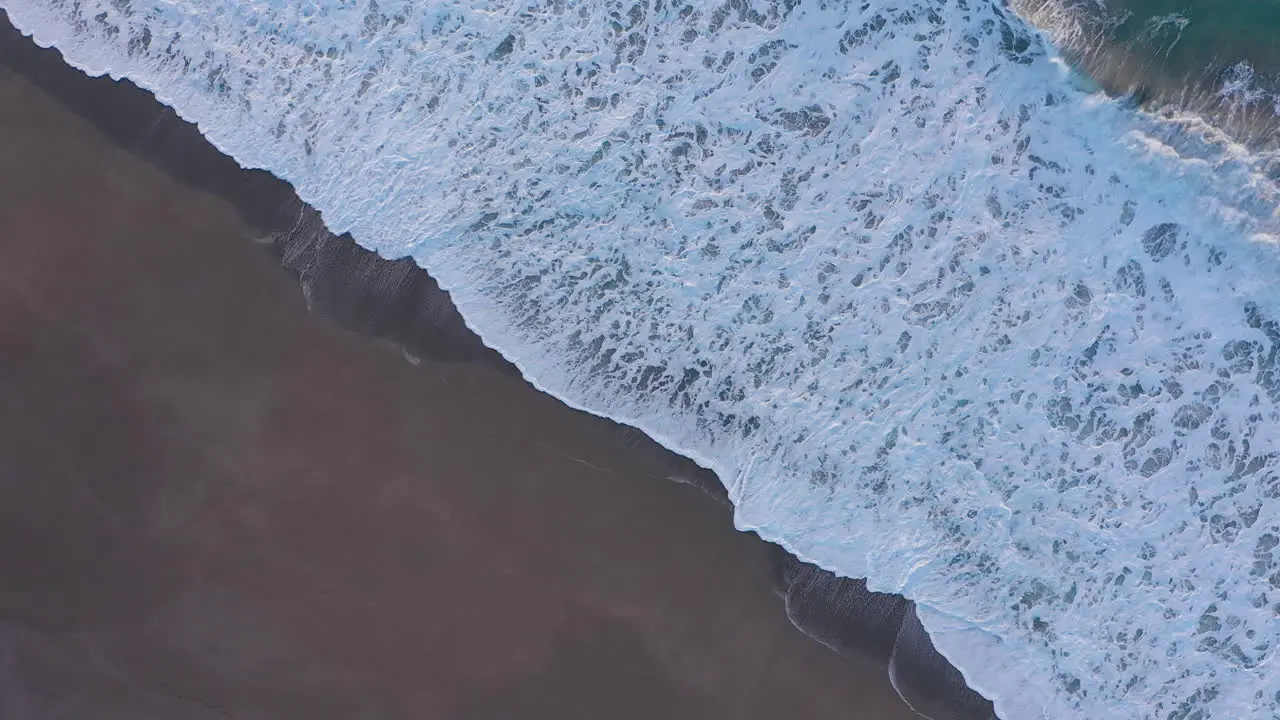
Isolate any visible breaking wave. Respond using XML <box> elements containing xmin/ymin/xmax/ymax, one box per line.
<box><xmin>1013</xmin><ymin>0</ymin><xmax>1280</xmax><ymax>151</ymax></box>
<box><xmin>5</xmin><ymin>0</ymin><xmax>1279</xmax><ymax>716</ymax></box>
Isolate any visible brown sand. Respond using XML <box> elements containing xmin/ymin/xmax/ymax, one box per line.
<box><xmin>0</xmin><ymin>54</ymin><xmax>922</xmax><ymax>719</ymax></box>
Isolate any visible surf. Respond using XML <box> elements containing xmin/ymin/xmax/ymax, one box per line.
<box><xmin>5</xmin><ymin>0</ymin><xmax>1279</xmax><ymax>717</ymax></box>
<box><xmin>1013</xmin><ymin>0</ymin><xmax>1280</xmax><ymax>150</ymax></box>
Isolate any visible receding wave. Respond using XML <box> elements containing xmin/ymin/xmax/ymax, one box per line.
<box><xmin>6</xmin><ymin>0</ymin><xmax>1279</xmax><ymax>717</ymax></box>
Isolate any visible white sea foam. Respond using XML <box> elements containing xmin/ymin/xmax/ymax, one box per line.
<box><xmin>6</xmin><ymin>0</ymin><xmax>1280</xmax><ymax>716</ymax></box>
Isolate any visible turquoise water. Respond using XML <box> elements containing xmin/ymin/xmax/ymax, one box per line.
<box><xmin>1105</xmin><ymin>1</ymin><xmax>1280</xmax><ymax>77</ymax></box>
<box><xmin>1017</xmin><ymin>0</ymin><xmax>1280</xmax><ymax>145</ymax></box>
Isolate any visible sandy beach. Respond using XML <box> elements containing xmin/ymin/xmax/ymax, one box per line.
<box><xmin>0</xmin><ymin>19</ymin><xmax>939</xmax><ymax>720</ymax></box>
<box><xmin>1</xmin><ymin>0</ymin><xmax>1272</xmax><ymax>713</ymax></box>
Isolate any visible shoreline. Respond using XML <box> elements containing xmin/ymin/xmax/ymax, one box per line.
<box><xmin>0</xmin><ymin>10</ymin><xmax>997</xmax><ymax>720</ymax></box>
<box><xmin>0</xmin><ymin>18</ymin><xmax>924</xmax><ymax>720</ymax></box>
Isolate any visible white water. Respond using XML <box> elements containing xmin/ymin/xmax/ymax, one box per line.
<box><xmin>7</xmin><ymin>0</ymin><xmax>1280</xmax><ymax>716</ymax></box>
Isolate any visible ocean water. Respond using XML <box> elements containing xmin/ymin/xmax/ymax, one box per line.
<box><xmin>1015</xmin><ymin>0</ymin><xmax>1280</xmax><ymax>146</ymax></box>
<box><xmin>1099</xmin><ymin>0</ymin><xmax>1280</xmax><ymax>79</ymax></box>
<box><xmin>4</xmin><ymin>0</ymin><xmax>1279</xmax><ymax>718</ymax></box>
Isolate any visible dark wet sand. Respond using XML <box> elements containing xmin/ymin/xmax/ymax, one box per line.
<box><xmin>0</xmin><ymin>23</ymin><xmax>933</xmax><ymax>720</ymax></box>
